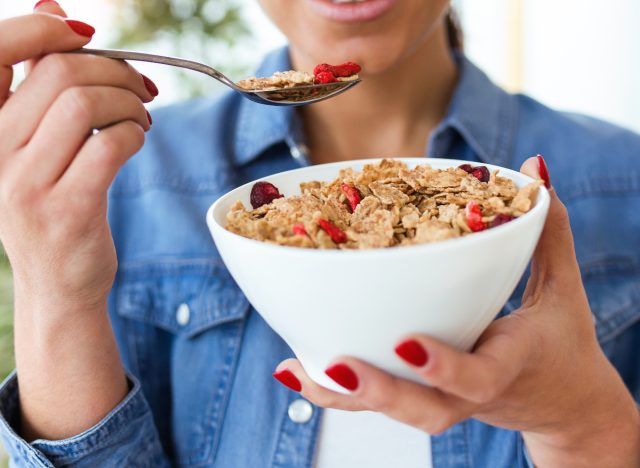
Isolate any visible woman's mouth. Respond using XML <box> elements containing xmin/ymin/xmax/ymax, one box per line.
<box><xmin>305</xmin><ymin>0</ymin><xmax>397</xmax><ymax>23</ymax></box>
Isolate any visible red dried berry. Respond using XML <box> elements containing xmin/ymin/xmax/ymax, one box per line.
<box><xmin>250</xmin><ymin>181</ymin><xmax>283</xmax><ymax>209</ymax></box>
<box><xmin>471</xmin><ymin>166</ymin><xmax>490</xmax><ymax>183</ymax></box>
<box><xmin>313</xmin><ymin>63</ymin><xmax>333</xmax><ymax>75</ymax></box>
<box><xmin>465</xmin><ymin>200</ymin><xmax>486</xmax><ymax>232</ymax></box>
<box><xmin>489</xmin><ymin>214</ymin><xmax>515</xmax><ymax>228</ymax></box>
<box><xmin>340</xmin><ymin>183</ymin><xmax>362</xmax><ymax>212</ymax></box>
<box><xmin>458</xmin><ymin>164</ymin><xmax>490</xmax><ymax>183</ymax></box>
<box><xmin>292</xmin><ymin>223</ymin><xmax>307</xmax><ymax>236</ymax></box>
<box><xmin>314</xmin><ymin>71</ymin><xmax>338</xmax><ymax>84</ymax></box>
<box><xmin>318</xmin><ymin>218</ymin><xmax>348</xmax><ymax>244</ymax></box>
<box><xmin>329</xmin><ymin>61</ymin><xmax>362</xmax><ymax>77</ymax></box>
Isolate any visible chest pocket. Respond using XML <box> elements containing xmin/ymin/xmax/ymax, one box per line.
<box><xmin>111</xmin><ymin>259</ymin><xmax>251</xmax><ymax>467</ymax></box>
<box><xmin>581</xmin><ymin>258</ymin><xmax>640</xmax><ymax>344</ymax></box>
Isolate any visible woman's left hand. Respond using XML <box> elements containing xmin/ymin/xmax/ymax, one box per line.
<box><xmin>274</xmin><ymin>156</ymin><xmax>640</xmax><ymax>467</ymax></box>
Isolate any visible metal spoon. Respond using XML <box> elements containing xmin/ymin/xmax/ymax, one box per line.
<box><xmin>71</xmin><ymin>48</ymin><xmax>361</xmax><ymax>106</ymax></box>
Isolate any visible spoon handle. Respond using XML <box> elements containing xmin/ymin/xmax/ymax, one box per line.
<box><xmin>70</xmin><ymin>48</ymin><xmax>236</xmax><ymax>87</ymax></box>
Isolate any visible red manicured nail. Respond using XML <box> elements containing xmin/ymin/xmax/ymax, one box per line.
<box><xmin>325</xmin><ymin>363</ymin><xmax>358</xmax><ymax>391</ymax></box>
<box><xmin>34</xmin><ymin>0</ymin><xmax>59</xmax><ymax>9</ymax></box>
<box><xmin>395</xmin><ymin>339</ymin><xmax>429</xmax><ymax>367</ymax></box>
<box><xmin>141</xmin><ymin>75</ymin><xmax>159</xmax><ymax>97</ymax></box>
<box><xmin>537</xmin><ymin>154</ymin><xmax>551</xmax><ymax>189</ymax></box>
<box><xmin>272</xmin><ymin>369</ymin><xmax>301</xmax><ymax>392</ymax></box>
<box><xmin>146</xmin><ymin>110</ymin><xmax>153</xmax><ymax>126</ymax></box>
<box><xmin>65</xmin><ymin>20</ymin><xmax>95</xmax><ymax>38</ymax></box>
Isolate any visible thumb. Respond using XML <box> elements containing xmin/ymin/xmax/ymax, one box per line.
<box><xmin>34</xmin><ymin>0</ymin><xmax>68</xmax><ymax>17</ymax></box>
<box><xmin>27</xmin><ymin>0</ymin><xmax>71</xmax><ymax>74</ymax></box>
<box><xmin>520</xmin><ymin>155</ymin><xmax>580</xmax><ymax>288</ymax></box>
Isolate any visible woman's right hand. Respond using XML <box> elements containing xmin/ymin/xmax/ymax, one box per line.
<box><xmin>0</xmin><ymin>2</ymin><xmax>158</xmax><ymax>440</ymax></box>
<box><xmin>0</xmin><ymin>2</ymin><xmax>155</xmax><ymax>314</ymax></box>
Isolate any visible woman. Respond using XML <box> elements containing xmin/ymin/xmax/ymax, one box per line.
<box><xmin>0</xmin><ymin>1</ymin><xmax>638</xmax><ymax>466</ymax></box>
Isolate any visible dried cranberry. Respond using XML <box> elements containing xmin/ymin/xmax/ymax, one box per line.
<box><xmin>314</xmin><ymin>71</ymin><xmax>338</xmax><ymax>84</ymax></box>
<box><xmin>340</xmin><ymin>183</ymin><xmax>362</xmax><ymax>212</ymax></box>
<box><xmin>471</xmin><ymin>166</ymin><xmax>490</xmax><ymax>183</ymax></box>
<box><xmin>250</xmin><ymin>181</ymin><xmax>283</xmax><ymax>209</ymax></box>
<box><xmin>313</xmin><ymin>62</ymin><xmax>361</xmax><ymax>78</ymax></box>
<box><xmin>458</xmin><ymin>163</ymin><xmax>490</xmax><ymax>183</ymax></box>
<box><xmin>489</xmin><ymin>214</ymin><xmax>515</xmax><ymax>228</ymax></box>
<box><xmin>330</xmin><ymin>62</ymin><xmax>361</xmax><ymax>77</ymax></box>
<box><xmin>292</xmin><ymin>223</ymin><xmax>307</xmax><ymax>236</ymax></box>
<box><xmin>318</xmin><ymin>218</ymin><xmax>347</xmax><ymax>244</ymax></box>
<box><xmin>465</xmin><ymin>200</ymin><xmax>486</xmax><ymax>232</ymax></box>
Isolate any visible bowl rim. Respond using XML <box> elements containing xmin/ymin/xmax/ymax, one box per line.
<box><xmin>207</xmin><ymin>157</ymin><xmax>550</xmax><ymax>259</ymax></box>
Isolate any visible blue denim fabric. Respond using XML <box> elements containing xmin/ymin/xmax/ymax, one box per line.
<box><xmin>1</xmin><ymin>48</ymin><xmax>639</xmax><ymax>467</ymax></box>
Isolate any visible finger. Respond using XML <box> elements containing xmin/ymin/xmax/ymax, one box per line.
<box><xmin>325</xmin><ymin>357</ymin><xmax>474</xmax><ymax>434</ymax></box>
<box><xmin>274</xmin><ymin>359</ymin><xmax>367</xmax><ymax>411</ymax></box>
<box><xmin>57</xmin><ymin>119</ymin><xmax>145</xmax><ymax>197</ymax></box>
<box><xmin>520</xmin><ymin>155</ymin><xmax>581</xmax><ymax>291</ymax></box>
<box><xmin>0</xmin><ymin>12</ymin><xmax>93</xmax><ymax>107</ymax></box>
<box><xmin>394</xmin><ymin>327</ymin><xmax>530</xmax><ymax>405</ymax></box>
<box><xmin>21</xmin><ymin>86</ymin><xmax>150</xmax><ymax>187</ymax></box>
<box><xmin>0</xmin><ymin>13</ymin><xmax>93</xmax><ymax>67</ymax></box>
<box><xmin>2</xmin><ymin>53</ymin><xmax>156</xmax><ymax>150</ymax></box>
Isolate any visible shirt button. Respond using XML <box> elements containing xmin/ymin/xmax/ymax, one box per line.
<box><xmin>288</xmin><ymin>399</ymin><xmax>313</xmax><ymax>424</ymax></box>
<box><xmin>176</xmin><ymin>303</ymin><xmax>190</xmax><ymax>326</ymax></box>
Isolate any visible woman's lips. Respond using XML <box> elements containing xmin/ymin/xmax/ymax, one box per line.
<box><xmin>305</xmin><ymin>0</ymin><xmax>397</xmax><ymax>23</ymax></box>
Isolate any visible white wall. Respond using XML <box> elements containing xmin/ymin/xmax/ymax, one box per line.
<box><xmin>458</xmin><ymin>0</ymin><xmax>640</xmax><ymax>132</ymax></box>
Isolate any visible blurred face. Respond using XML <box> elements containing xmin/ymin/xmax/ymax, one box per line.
<box><xmin>258</xmin><ymin>0</ymin><xmax>451</xmax><ymax>75</ymax></box>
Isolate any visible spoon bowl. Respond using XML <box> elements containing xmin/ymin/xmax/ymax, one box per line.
<box><xmin>71</xmin><ymin>48</ymin><xmax>361</xmax><ymax>106</ymax></box>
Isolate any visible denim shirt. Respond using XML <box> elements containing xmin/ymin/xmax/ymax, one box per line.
<box><xmin>1</xmin><ymin>48</ymin><xmax>639</xmax><ymax>468</ymax></box>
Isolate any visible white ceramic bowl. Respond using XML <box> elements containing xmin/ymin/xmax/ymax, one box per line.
<box><xmin>207</xmin><ymin>158</ymin><xmax>550</xmax><ymax>392</ymax></box>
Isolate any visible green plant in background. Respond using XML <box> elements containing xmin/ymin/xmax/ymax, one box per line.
<box><xmin>112</xmin><ymin>0</ymin><xmax>251</xmax><ymax>99</ymax></box>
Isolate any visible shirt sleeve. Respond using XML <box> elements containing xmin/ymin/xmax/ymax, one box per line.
<box><xmin>0</xmin><ymin>371</ymin><xmax>170</xmax><ymax>467</ymax></box>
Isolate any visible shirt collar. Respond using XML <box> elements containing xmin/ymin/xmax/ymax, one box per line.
<box><xmin>233</xmin><ymin>48</ymin><xmax>299</xmax><ymax>166</ymax></box>
<box><xmin>233</xmin><ymin>48</ymin><xmax>518</xmax><ymax>168</ymax></box>
<box><xmin>432</xmin><ymin>53</ymin><xmax>518</xmax><ymax>167</ymax></box>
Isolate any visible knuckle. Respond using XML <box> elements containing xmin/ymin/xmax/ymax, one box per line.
<box><xmin>38</xmin><ymin>53</ymin><xmax>75</xmax><ymax>85</ymax></box>
<box><xmin>61</xmin><ymin>86</ymin><xmax>94</xmax><ymax>122</ymax></box>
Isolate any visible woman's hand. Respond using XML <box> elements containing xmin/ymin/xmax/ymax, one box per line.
<box><xmin>0</xmin><ymin>2</ymin><xmax>157</xmax><ymax>440</ymax></box>
<box><xmin>0</xmin><ymin>3</ymin><xmax>154</xmax><ymax>311</ymax></box>
<box><xmin>274</xmin><ymin>156</ymin><xmax>640</xmax><ymax>467</ymax></box>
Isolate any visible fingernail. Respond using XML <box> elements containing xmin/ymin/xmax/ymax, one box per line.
<box><xmin>141</xmin><ymin>75</ymin><xmax>159</xmax><ymax>97</ymax></box>
<box><xmin>65</xmin><ymin>20</ymin><xmax>95</xmax><ymax>38</ymax></box>
<box><xmin>272</xmin><ymin>369</ymin><xmax>302</xmax><ymax>392</ymax></box>
<box><xmin>537</xmin><ymin>154</ymin><xmax>551</xmax><ymax>189</ymax></box>
<box><xmin>34</xmin><ymin>0</ymin><xmax>59</xmax><ymax>9</ymax></box>
<box><xmin>395</xmin><ymin>339</ymin><xmax>429</xmax><ymax>367</ymax></box>
<box><xmin>325</xmin><ymin>363</ymin><xmax>358</xmax><ymax>391</ymax></box>
<box><xmin>146</xmin><ymin>110</ymin><xmax>153</xmax><ymax>126</ymax></box>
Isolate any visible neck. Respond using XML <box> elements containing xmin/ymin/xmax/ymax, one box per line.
<box><xmin>290</xmin><ymin>23</ymin><xmax>458</xmax><ymax>165</ymax></box>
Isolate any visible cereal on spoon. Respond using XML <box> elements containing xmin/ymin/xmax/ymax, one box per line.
<box><xmin>225</xmin><ymin>159</ymin><xmax>543</xmax><ymax>250</ymax></box>
<box><xmin>236</xmin><ymin>62</ymin><xmax>361</xmax><ymax>91</ymax></box>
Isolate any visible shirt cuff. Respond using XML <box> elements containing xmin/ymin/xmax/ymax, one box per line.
<box><xmin>0</xmin><ymin>371</ymin><xmax>168</xmax><ymax>467</ymax></box>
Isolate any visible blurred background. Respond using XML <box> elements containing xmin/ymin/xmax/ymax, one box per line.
<box><xmin>0</xmin><ymin>0</ymin><xmax>639</xmax><ymax>464</ymax></box>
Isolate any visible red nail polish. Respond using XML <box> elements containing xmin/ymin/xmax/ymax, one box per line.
<box><xmin>64</xmin><ymin>20</ymin><xmax>95</xmax><ymax>38</ymax></box>
<box><xmin>141</xmin><ymin>75</ymin><xmax>159</xmax><ymax>97</ymax></box>
<box><xmin>272</xmin><ymin>369</ymin><xmax>302</xmax><ymax>392</ymax></box>
<box><xmin>146</xmin><ymin>110</ymin><xmax>153</xmax><ymax>126</ymax></box>
<box><xmin>395</xmin><ymin>339</ymin><xmax>429</xmax><ymax>367</ymax></box>
<box><xmin>34</xmin><ymin>0</ymin><xmax>59</xmax><ymax>9</ymax></box>
<box><xmin>537</xmin><ymin>154</ymin><xmax>551</xmax><ymax>189</ymax></box>
<box><xmin>325</xmin><ymin>363</ymin><xmax>358</xmax><ymax>391</ymax></box>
